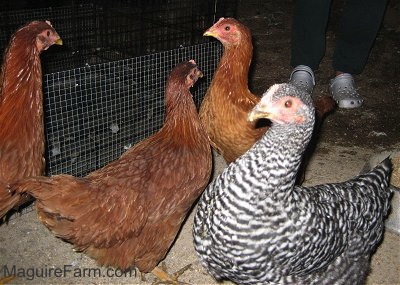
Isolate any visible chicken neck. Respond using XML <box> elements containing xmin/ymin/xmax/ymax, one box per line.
<box><xmin>212</xmin><ymin>42</ymin><xmax>253</xmax><ymax>101</ymax></box>
<box><xmin>226</xmin><ymin>121</ymin><xmax>314</xmax><ymax>206</ymax></box>
<box><xmin>0</xmin><ymin>29</ymin><xmax>45</xmax><ymax>180</ymax></box>
<box><xmin>163</xmin><ymin>85</ymin><xmax>207</xmax><ymax>145</ymax></box>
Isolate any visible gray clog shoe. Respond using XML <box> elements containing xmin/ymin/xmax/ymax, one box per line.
<box><xmin>329</xmin><ymin>73</ymin><xmax>363</xmax><ymax>109</ymax></box>
<box><xmin>288</xmin><ymin>65</ymin><xmax>315</xmax><ymax>94</ymax></box>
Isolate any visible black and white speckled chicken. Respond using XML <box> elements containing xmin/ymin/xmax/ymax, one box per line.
<box><xmin>193</xmin><ymin>83</ymin><xmax>393</xmax><ymax>285</ymax></box>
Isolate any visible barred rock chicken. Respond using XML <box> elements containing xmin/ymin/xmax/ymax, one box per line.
<box><xmin>200</xmin><ymin>17</ymin><xmax>335</xmax><ymax>164</ymax></box>
<box><xmin>0</xmin><ymin>20</ymin><xmax>62</xmax><ymax>219</ymax></box>
<box><xmin>11</xmin><ymin>60</ymin><xmax>212</xmax><ymax>282</ymax></box>
<box><xmin>193</xmin><ymin>83</ymin><xmax>393</xmax><ymax>285</ymax></box>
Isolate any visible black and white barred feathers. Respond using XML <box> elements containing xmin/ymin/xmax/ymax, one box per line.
<box><xmin>192</xmin><ymin>83</ymin><xmax>393</xmax><ymax>285</ymax></box>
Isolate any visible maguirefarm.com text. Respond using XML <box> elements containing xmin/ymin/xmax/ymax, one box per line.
<box><xmin>1</xmin><ymin>265</ymin><xmax>136</xmax><ymax>281</ymax></box>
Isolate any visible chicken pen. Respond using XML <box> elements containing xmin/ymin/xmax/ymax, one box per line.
<box><xmin>0</xmin><ymin>1</ymin><xmax>399</xmax><ymax>284</ymax></box>
<box><xmin>0</xmin><ymin>0</ymin><xmax>237</xmax><ymax>215</ymax></box>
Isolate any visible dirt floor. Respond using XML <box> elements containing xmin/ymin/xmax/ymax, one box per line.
<box><xmin>1</xmin><ymin>0</ymin><xmax>399</xmax><ymax>284</ymax></box>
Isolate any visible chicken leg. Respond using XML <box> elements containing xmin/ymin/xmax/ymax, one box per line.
<box><xmin>0</xmin><ymin>275</ymin><xmax>15</xmax><ymax>285</ymax></box>
<box><xmin>150</xmin><ymin>262</ymin><xmax>192</xmax><ymax>285</ymax></box>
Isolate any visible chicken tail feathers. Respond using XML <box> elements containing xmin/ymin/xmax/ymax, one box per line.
<box><xmin>9</xmin><ymin>175</ymin><xmax>84</xmax><ymax>237</ymax></box>
<box><xmin>10</xmin><ymin>175</ymin><xmax>79</xmax><ymax>221</ymax></box>
<box><xmin>314</xmin><ymin>95</ymin><xmax>336</xmax><ymax>121</ymax></box>
<box><xmin>0</xmin><ymin>181</ymin><xmax>20</xmax><ymax>219</ymax></box>
<box><xmin>361</xmin><ymin>155</ymin><xmax>400</xmax><ymax>194</ymax></box>
<box><xmin>364</xmin><ymin>157</ymin><xmax>392</xmax><ymax>189</ymax></box>
<box><xmin>10</xmin><ymin>176</ymin><xmax>54</xmax><ymax>199</ymax></box>
<box><xmin>360</xmin><ymin>155</ymin><xmax>391</xmax><ymax>173</ymax></box>
<box><xmin>359</xmin><ymin>157</ymin><xmax>394</xmax><ymax>213</ymax></box>
<box><xmin>351</xmin><ymin>157</ymin><xmax>394</xmax><ymax>253</ymax></box>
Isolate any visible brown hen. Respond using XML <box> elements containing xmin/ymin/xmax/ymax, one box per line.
<box><xmin>11</xmin><ymin>60</ymin><xmax>212</xmax><ymax>283</ymax></box>
<box><xmin>200</xmin><ymin>17</ymin><xmax>335</xmax><ymax>165</ymax></box>
<box><xmin>0</xmin><ymin>21</ymin><xmax>62</xmax><ymax>219</ymax></box>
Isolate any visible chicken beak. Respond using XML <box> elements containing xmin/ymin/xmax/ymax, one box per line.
<box><xmin>248</xmin><ymin>84</ymin><xmax>282</xmax><ymax>122</ymax></box>
<box><xmin>247</xmin><ymin>104</ymin><xmax>272</xmax><ymax>122</ymax></box>
<box><xmin>204</xmin><ymin>17</ymin><xmax>224</xmax><ymax>37</ymax></box>
<box><xmin>203</xmin><ymin>30</ymin><xmax>217</xmax><ymax>37</ymax></box>
<box><xmin>191</xmin><ymin>70</ymin><xmax>203</xmax><ymax>87</ymax></box>
<box><xmin>55</xmin><ymin>38</ymin><xmax>63</xmax><ymax>45</ymax></box>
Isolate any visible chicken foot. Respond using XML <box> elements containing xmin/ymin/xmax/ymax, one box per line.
<box><xmin>150</xmin><ymin>262</ymin><xmax>192</xmax><ymax>285</ymax></box>
<box><xmin>0</xmin><ymin>275</ymin><xmax>15</xmax><ymax>285</ymax></box>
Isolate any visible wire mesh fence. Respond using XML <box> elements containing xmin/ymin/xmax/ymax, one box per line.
<box><xmin>0</xmin><ymin>0</ymin><xmax>236</xmax><ymax>73</ymax></box>
<box><xmin>0</xmin><ymin>0</ymin><xmax>234</xmax><ymax>218</ymax></box>
<box><xmin>7</xmin><ymin>40</ymin><xmax>223</xmax><ymax>220</ymax></box>
<box><xmin>44</xmin><ymin>41</ymin><xmax>222</xmax><ymax>177</ymax></box>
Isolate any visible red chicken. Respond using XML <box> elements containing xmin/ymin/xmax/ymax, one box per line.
<box><xmin>200</xmin><ymin>17</ymin><xmax>335</xmax><ymax>165</ymax></box>
<box><xmin>0</xmin><ymin>21</ymin><xmax>62</xmax><ymax>219</ymax></box>
<box><xmin>11</xmin><ymin>60</ymin><xmax>212</xmax><ymax>283</ymax></box>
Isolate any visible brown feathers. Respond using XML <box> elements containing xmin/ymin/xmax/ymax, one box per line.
<box><xmin>200</xmin><ymin>18</ymin><xmax>335</xmax><ymax>166</ymax></box>
<box><xmin>200</xmin><ymin>18</ymin><xmax>268</xmax><ymax>164</ymax></box>
<box><xmin>0</xmin><ymin>21</ymin><xmax>62</xmax><ymax>218</ymax></box>
<box><xmin>11</xmin><ymin>61</ymin><xmax>212</xmax><ymax>273</ymax></box>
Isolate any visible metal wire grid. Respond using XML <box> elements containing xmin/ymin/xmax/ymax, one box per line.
<box><xmin>100</xmin><ymin>0</ymin><xmax>217</xmax><ymax>56</ymax></box>
<box><xmin>0</xmin><ymin>4</ymin><xmax>101</xmax><ymax>70</ymax></box>
<box><xmin>43</xmin><ymin>41</ymin><xmax>222</xmax><ymax>177</ymax></box>
<box><xmin>0</xmin><ymin>0</ymin><xmax>236</xmax><ymax>74</ymax></box>
<box><xmin>0</xmin><ymin>0</ymin><xmax>232</xmax><ymax>219</ymax></box>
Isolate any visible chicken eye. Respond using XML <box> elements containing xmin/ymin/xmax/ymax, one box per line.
<box><xmin>225</xmin><ymin>26</ymin><xmax>230</xmax><ymax>31</ymax></box>
<box><xmin>284</xmin><ymin>100</ymin><xmax>292</xmax><ymax>108</ymax></box>
<box><xmin>47</xmin><ymin>31</ymin><xmax>50</xmax><ymax>37</ymax></box>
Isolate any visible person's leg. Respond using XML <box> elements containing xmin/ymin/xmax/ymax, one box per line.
<box><xmin>291</xmin><ymin>0</ymin><xmax>332</xmax><ymax>70</ymax></box>
<box><xmin>329</xmin><ymin>0</ymin><xmax>387</xmax><ymax>109</ymax></box>
<box><xmin>333</xmin><ymin>0</ymin><xmax>388</xmax><ymax>74</ymax></box>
